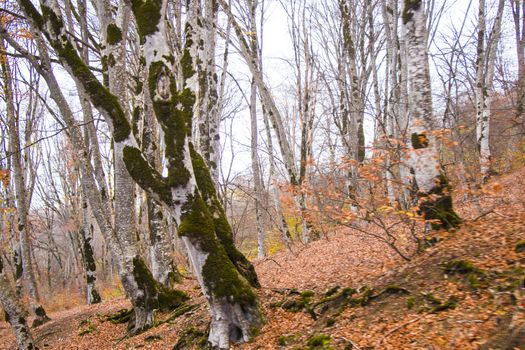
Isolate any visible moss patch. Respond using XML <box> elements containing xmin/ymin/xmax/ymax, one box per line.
<box><xmin>106</xmin><ymin>23</ymin><xmax>122</xmax><ymax>45</ymax></box>
<box><xmin>123</xmin><ymin>146</ymin><xmax>172</xmax><ymax>205</ymax></box>
<box><xmin>442</xmin><ymin>260</ymin><xmax>483</xmax><ymax>275</ymax></box>
<box><xmin>172</xmin><ymin>327</ymin><xmax>209</xmax><ymax>350</ymax></box>
<box><xmin>515</xmin><ymin>241</ymin><xmax>525</xmax><ymax>253</ymax></box>
<box><xmin>106</xmin><ymin>309</ymin><xmax>134</xmax><ymax>324</ymax></box>
<box><xmin>129</xmin><ymin>0</ymin><xmax>161</xmax><ymax>43</ymax></box>
<box><xmin>78</xmin><ymin>322</ymin><xmax>96</xmax><ymax>336</ymax></box>
<box><xmin>419</xmin><ymin>174</ymin><xmax>462</xmax><ymax>230</ymax></box>
<box><xmin>277</xmin><ymin>334</ymin><xmax>298</xmax><ymax>346</ymax></box>
<box><xmin>306</xmin><ymin>334</ymin><xmax>333</xmax><ymax>349</ymax></box>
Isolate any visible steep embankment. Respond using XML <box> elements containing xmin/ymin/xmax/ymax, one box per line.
<box><xmin>1</xmin><ymin>169</ymin><xmax>524</xmax><ymax>349</ymax></box>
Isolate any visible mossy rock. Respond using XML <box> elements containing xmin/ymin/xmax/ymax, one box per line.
<box><xmin>173</xmin><ymin>327</ymin><xmax>209</xmax><ymax>350</ymax></box>
<box><xmin>323</xmin><ymin>286</ymin><xmax>340</xmax><ymax>297</ymax></box>
<box><xmin>430</xmin><ymin>297</ymin><xmax>457</xmax><ymax>313</ymax></box>
<box><xmin>372</xmin><ymin>285</ymin><xmax>410</xmax><ymax>299</ymax></box>
<box><xmin>277</xmin><ymin>334</ymin><xmax>298</xmax><ymax>346</ymax></box>
<box><xmin>106</xmin><ymin>309</ymin><xmax>134</xmax><ymax>324</ymax></box>
<box><xmin>306</xmin><ymin>334</ymin><xmax>333</xmax><ymax>349</ymax></box>
<box><xmin>419</xmin><ymin>293</ymin><xmax>458</xmax><ymax>313</ymax></box>
<box><xmin>442</xmin><ymin>260</ymin><xmax>483</xmax><ymax>275</ymax></box>
<box><xmin>280</xmin><ymin>289</ymin><xmax>317</xmax><ymax>320</ymax></box>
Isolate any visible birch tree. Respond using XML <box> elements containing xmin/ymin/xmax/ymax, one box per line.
<box><xmin>246</xmin><ymin>0</ymin><xmax>267</xmax><ymax>257</ymax></box>
<box><xmin>403</xmin><ymin>0</ymin><xmax>461</xmax><ymax>229</ymax></box>
<box><xmin>474</xmin><ymin>0</ymin><xmax>505</xmax><ymax>182</ymax></box>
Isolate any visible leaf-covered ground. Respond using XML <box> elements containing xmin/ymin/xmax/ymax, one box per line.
<box><xmin>1</xmin><ymin>169</ymin><xmax>524</xmax><ymax>349</ymax></box>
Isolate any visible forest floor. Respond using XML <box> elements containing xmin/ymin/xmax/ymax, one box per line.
<box><xmin>1</xmin><ymin>168</ymin><xmax>525</xmax><ymax>349</ymax></box>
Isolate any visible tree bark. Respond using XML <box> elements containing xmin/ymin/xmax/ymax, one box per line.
<box><xmin>15</xmin><ymin>0</ymin><xmax>263</xmax><ymax>346</ymax></box>
<box><xmin>0</xmin><ymin>258</ymin><xmax>38</xmax><ymax>350</ymax></box>
<box><xmin>250</xmin><ymin>80</ymin><xmax>267</xmax><ymax>258</ymax></box>
<box><xmin>403</xmin><ymin>0</ymin><xmax>461</xmax><ymax>229</ymax></box>
<box><xmin>1</xmin><ymin>36</ymin><xmax>50</xmax><ymax>327</ymax></box>
<box><xmin>475</xmin><ymin>0</ymin><xmax>505</xmax><ymax>183</ymax></box>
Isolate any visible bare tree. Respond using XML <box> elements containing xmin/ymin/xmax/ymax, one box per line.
<box><xmin>0</xmin><ymin>257</ymin><xmax>37</xmax><ymax>350</ymax></box>
<box><xmin>475</xmin><ymin>0</ymin><xmax>505</xmax><ymax>182</ymax></box>
<box><xmin>1</xmin><ymin>36</ymin><xmax>50</xmax><ymax>326</ymax></box>
<box><xmin>403</xmin><ymin>0</ymin><xmax>461</xmax><ymax>229</ymax></box>
<box><xmin>15</xmin><ymin>0</ymin><xmax>263</xmax><ymax>346</ymax></box>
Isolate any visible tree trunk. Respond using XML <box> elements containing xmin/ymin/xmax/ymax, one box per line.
<box><xmin>403</xmin><ymin>0</ymin><xmax>461</xmax><ymax>229</ymax></box>
<box><xmin>475</xmin><ymin>0</ymin><xmax>505</xmax><ymax>183</ymax></box>
<box><xmin>249</xmin><ymin>80</ymin><xmax>267</xmax><ymax>258</ymax></box>
<box><xmin>15</xmin><ymin>0</ymin><xmax>263</xmax><ymax>346</ymax></box>
<box><xmin>1</xmin><ymin>37</ymin><xmax>50</xmax><ymax>327</ymax></box>
<box><xmin>262</xmin><ymin>106</ymin><xmax>292</xmax><ymax>248</ymax></box>
<box><xmin>80</xmin><ymin>197</ymin><xmax>101</xmax><ymax>304</ymax></box>
<box><xmin>0</xmin><ymin>259</ymin><xmax>38</xmax><ymax>350</ymax></box>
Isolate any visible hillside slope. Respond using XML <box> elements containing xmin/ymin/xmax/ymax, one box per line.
<box><xmin>1</xmin><ymin>169</ymin><xmax>524</xmax><ymax>350</ymax></box>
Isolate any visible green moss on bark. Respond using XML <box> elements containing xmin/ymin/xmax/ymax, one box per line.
<box><xmin>56</xmin><ymin>40</ymin><xmax>130</xmax><ymax>142</ymax></box>
<box><xmin>178</xmin><ymin>193</ymin><xmax>257</xmax><ymax>306</ymax></box>
<box><xmin>106</xmin><ymin>23</ymin><xmax>122</xmax><ymax>45</ymax></box>
<box><xmin>189</xmin><ymin>144</ymin><xmax>260</xmax><ymax>288</ymax></box>
<box><xmin>419</xmin><ymin>174</ymin><xmax>462</xmax><ymax>229</ymax></box>
<box><xmin>147</xmin><ymin>61</ymin><xmax>192</xmax><ymax>189</ymax></box>
<box><xmin>123</xmin><ymin>146</ymin><xmax>172</xmax><ymax>205</ymax></box>
<box><xmin>131</xmin><ymin>256</ymin><xmax>188</xmax><ymax>313</ymax></box>
<box><xmin>130</xmin><ymin>0</ymin><xmax>161</xmax><ymax>43</ymax></box>
<box><xmin>21</xmin><ymin>1</ymin><xmax>131</xmax><ymax>142</ymax></box>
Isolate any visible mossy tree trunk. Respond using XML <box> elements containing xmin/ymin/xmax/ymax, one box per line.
<box><xmin>15</xmin><ymin>0</ymin><xmax>263</xmax><ymax>346</ymax></box>
<box><xmin>402</xmin><ymin>0</ymin><xmax>461</xmax><ymax>230</ymax></box>
<box><xmin>194</xmin><ymin>0</ymin><xmax>221</xmax><ymax>185</ymax></box>
<box><xmin>0</xmin><ymin>258</ymin><xmax>38</xmax><ymax>350</ymax></box>
<box><xmin>141</xmin><ymin>81</ymin><xmax>178</xmax><ymax>288</ymax></box>
<box><xmin>4</xmin><ymin>4</ymin><xmax>184</xmax><ymax>333</ymax></box>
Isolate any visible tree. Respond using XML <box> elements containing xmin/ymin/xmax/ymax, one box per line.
<box><xmin>474</xmin><ymin>0</ymin><xmax>505</xmax><ymax>182</ymax></box>
<box><xmin>1</xmin><ymin>35</ymin><xmax>50</xmax><ymax>327</ymax></box>
<box><xmin>403</xmin><ymin>0</ymin><xmax>462</xmax><ymax>229</ymax></box>
<box><xmin>0</xmin><ymin>257</ymin><xmax>37</xmax><ymax>350</ymax></box>
<box><xmin>16</xmin><ymin>0</ymin><xmax>263</xmax><ymax>347</ymax></box>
